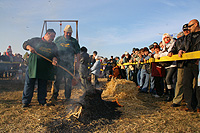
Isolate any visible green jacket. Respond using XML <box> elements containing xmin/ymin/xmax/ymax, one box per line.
<box><xmin>54</xmin><ymin>36</ymin><xmax>80</xmax><ymax>67</ymax></box>
<box><xmin>23</xmin><ymin>37</ymin><xmax>58</xmax><ymax>80</ymax></box>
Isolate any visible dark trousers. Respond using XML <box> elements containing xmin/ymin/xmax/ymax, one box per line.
<box><xmin>22</xmin><ymin>67</ymin><xmax>47</xmax><ymax>104</ymax></box>
<box><xmin>120</xmin><ymin>69</ymin><xmax>126</xmax><ymax>79</ymax></box>
<box><xmin>80</xmin><ymin>74</ymin><xmax>89</xmax><ymax>89</ymax></box>
<box><xmin>166</xmin><ymin>67</ymin><xmax>177</xmax><ymax>88</ymax></box>
<box><xmin>54</xmin><ymin>67</ymin><xmax>73</xmax><ymax>99</ymax></box>
<box><xmin>183</xmin><ymin>63</ymin><xmax>199</xmax><ymax>110</ymax></box>
<box><xmin>155</xmin><ymin>77</ymin><xmax>164</xmax><ymax>96</ymax></box>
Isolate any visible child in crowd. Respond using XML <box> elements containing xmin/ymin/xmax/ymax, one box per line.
<box><xmin>109</xmin><ymin>61</ymin><xmax>122</xmax><ymax>80</ymax></box>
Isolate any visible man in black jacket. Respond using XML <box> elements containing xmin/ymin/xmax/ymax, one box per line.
<box><xmin>168</xmin><ymin>24</ymin><xmax>190</xmax><ymax>107</ymax></box>
<box><xmin>178</xmin><ymin>19</ymin><xmax>200</xmax><ymax>112</ymax></box>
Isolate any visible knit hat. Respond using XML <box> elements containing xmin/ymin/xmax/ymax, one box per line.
<box><xmin>162</xmin><ymin>33</ymin><xmax>172</xmax><ymax>40</ymax></box>
<box><xmin>64</xmin><ymin>25</ymin><xmax>73</xmax><ymax>33</ymax></box>
<box><xmin>162</xmin><ymin>33</ymin><xmax>172</xmax><ymax>44</ymax></box>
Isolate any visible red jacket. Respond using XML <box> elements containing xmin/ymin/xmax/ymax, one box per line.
<box><xmin>151</xmin><ymin>62</ymin><xmax>165</xmax><ymax>77</ymax></box>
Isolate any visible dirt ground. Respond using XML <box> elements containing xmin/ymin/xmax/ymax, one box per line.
<box><xmin>0</xmin><ymin>78</ymin><xmax>200</xmax><ymax>133</ymax></box>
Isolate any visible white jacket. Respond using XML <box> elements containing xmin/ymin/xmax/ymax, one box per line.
<box><xmin>90</xmin><ymin>60</ymin><xmax>101</xmax><ymax>76</ymax></box>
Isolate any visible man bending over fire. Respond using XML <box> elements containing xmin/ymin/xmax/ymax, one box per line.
<box><xmin>22</xmin><ymin>29</ymin><xmax>58</xmax><ymax>107</ymax></box>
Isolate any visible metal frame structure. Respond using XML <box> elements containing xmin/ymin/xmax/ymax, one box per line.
<box><xmin>41</xmin><ymin>20</ymin><xmax>79</xmax><ymax>41</ymax></box>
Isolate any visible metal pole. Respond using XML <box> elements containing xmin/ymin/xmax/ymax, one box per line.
<box><xmin>43</xmin><ymin>20</ymin><xmax>78</xmax><ymax>22</ymax></box>
<box><xmin>60</xmin><ymin>21</ymin><xmax>62</xmax><ymax>36</ymax></box>
<box><xmin>76</xmin><ymin>21</ymin><xmax>79</xmax><ymax>42</ymax></box>
<box><xmin>41</xmin><ymin>21</ymin><xmax>46</xmax><ymax>37</ymax></box>
<box><xmin>45</xmin><ymin>22</ymin><xmax>47</xmax><ymax>33</ymax></box>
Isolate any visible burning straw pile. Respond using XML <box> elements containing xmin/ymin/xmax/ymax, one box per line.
<box><xmin>66</xmin><ymin>85</ymin><xmax>122</xmax><ymax>124</ymax></box>
<box><xmin>65</xmin><ymin>78</ymin><xmax>138</xmax><ymax>123</ymax></box>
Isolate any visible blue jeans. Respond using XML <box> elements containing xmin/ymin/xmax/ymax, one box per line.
<box><xmin>129</xmin><ymin>70</ymin><xmax>134</xmax><ymax>81</ymax></box>
<box><xmin>140</xmin><ymin>69</ymin><xmax>150</xmax><ymax>92</ymax></box>
<box><xmin>150</xmin><ymin>74</ymin><xmax>156</xmax><ymax>94</ymax></box>
<box><xmin>22</xmin><ymin>67</ymin><xmax>47</xmax><ymax>104</ymax></box>
<box><xmin>137</xmin><ymin>69</ymin><xmax>141</xmax><ymax>86</ymax></box>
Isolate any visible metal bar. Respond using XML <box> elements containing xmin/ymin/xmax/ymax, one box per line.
<box><xmin>152</xmin><ymin>51</ymin><xmax>200</xmax><ymax>62</ymax></box>
<box><xmin>45</xmin><ymin>21</ymin><xmax>47</xmax><ymax>33</ymax></box>
<box><xmin>43</xmin><ymin>20</ymin><xmax>78</xmax><ymax>22</ymax></box>
<box><xmin>76</xmin><ymin>21</ymin><xmax>79</xmax><ymax>42</ymax></box>
<box><xmin>41</xmin><ymin>21</ymin><xmax>46</xmax><ymax>37</ymax></box>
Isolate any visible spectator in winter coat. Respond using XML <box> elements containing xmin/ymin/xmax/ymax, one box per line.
<box><xmin>168</xmin><ymin>24</ymin><xmax>191</xmax><ymax>107</ymax></box>
<box><xmin>178</xmin><ymin>19</ymin><xmax>200</xmax><ymax>112</ymax></box>
<box><xmin>6</xmin><ymin>46</ymin><xmax>14</xmax><ymax>62</ymax></box>
<box><xmin>119</xmin><ymin>54</ymin><xmax>126</xmax><ymax>79</ymax></box>
<box><xmin>161</xmin><ymin>33</ymin><xmax>177</xmax><ymax>102</ymax></box>
<box><xmin>90</xmin><ymin>51</ymin><xmax>97</xmax><ymax>67</ymax></box>
<box><xmin>123</xmin><ymin>51</ymin><xmax>131</xmax><ymax>80</ymax></box>
<box><xmin>79</xmin><ymin>46</ymin><xmax>90</xmax><ymax>89</ymax></box>
<box><xmin>109</xmin><ymin>61</ymin><xmax>121</xmax><ymax>80</ymax></box>
<box><xmin>90</xmin><ymin>56</ymin><xmax>101</xmax><ymax>86</ymax></box>
<box><xmin>151</xmin><ymin>45</ymin><xmax>165</xmax><ymax>97</ymax></box>
<box><xmin>136</xmin><ymin>49</ymin><xmax>144</xmax><ymax>86</ymax></box>
<box><xmin>148</xmin><ymin>43</ymin><xmax>156</xmax><ymax>94</ymax></box>
<box><xmin>138</xmin><ymin>47</ymin><xmax>151</xmax><ymax>93</ymax></box>
<box><xmin>104</xmin><ymin>62</ymin><xmax>113</xmax><ymax>81</ymax></box>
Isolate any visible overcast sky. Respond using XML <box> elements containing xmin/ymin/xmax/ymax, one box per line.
<box><xmin>0</xmin><ymin>0</ymin><xmax>200</xmax><ymax>58</ymax></box>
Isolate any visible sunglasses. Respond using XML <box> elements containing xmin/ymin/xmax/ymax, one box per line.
<box><xmin>188</xmin><ymin>23</ymin><xmax>195</xmax><ymax>27</ymax></box>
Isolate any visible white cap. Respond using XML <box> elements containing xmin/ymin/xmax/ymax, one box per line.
<box><xmin>64</xmin><ymin>25</ymin><xmax>73</xmax><ymax>33</ymax></box>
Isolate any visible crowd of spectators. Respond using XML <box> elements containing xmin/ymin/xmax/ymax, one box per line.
<box><xmin>0</xmin><ymin>45</ymin><xmax>29</xmax><ymax>79</ymax></box>
<box><xmin>98</xmin><ymin>19</ymin><xmax>200</xmax><ymax>113</ymax></box>
<box><xmin>0</xmin><ymin>46</ymin><xmax>25</xmax><ymax>63</ymax></box>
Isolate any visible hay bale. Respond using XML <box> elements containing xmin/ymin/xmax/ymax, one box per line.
<box><xmin>102</xmin><ymin>78</ymin><xmax>137</xmax><ymax>99</ymax></box>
